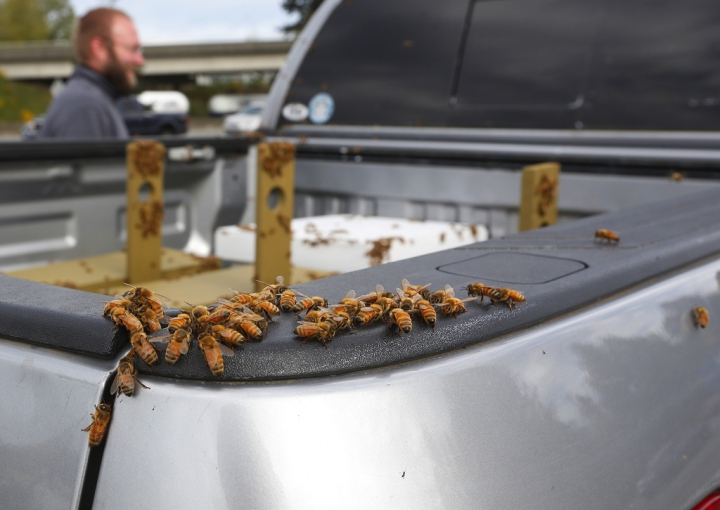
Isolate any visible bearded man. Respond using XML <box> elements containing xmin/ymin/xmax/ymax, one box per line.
<box><xmin>39</xmin><ymin>8</ymin><xmax>144</xmax><ymax>138</ymax></box>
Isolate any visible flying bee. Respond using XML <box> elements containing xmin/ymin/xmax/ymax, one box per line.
<box><xmin>168</xmin><ymin>313</ymin><xmax>192</xmax><ymax>333</ymax></box>
<box><xmin>211</xmin><ymin>324</ymin><xmax>246</xmax><ymax>348</ymax></box>
<box><xmin>81</xmin><ymin>402</ymin><xmax>112</xmax><ymax>447</ymax></box>
<box><xmin>436</xmin><ymin>296</ymin><xmax>475</xmax><ymax>318</ymax></box>
<box><xmin>338</xmin><ymin>290</ymin><xmax>365</xmax><ymax>316</ymax></box>
<box><xmin>692</xmin><ymin>307</ymin><xmax>710</xmax><ymax>328</ymax></box>
<box><xmin>294</xmin><ymin>320</ymin><xmax>337</xmax><ymax>349</ymax></box>
<box><xmin>388</xmin><ymin>308</ymin><xmax>412</xmax><ymax>336</ymax></box>
<box><xmin>198</xmin><ymin>331</ymin><xmax>235</xmax><ymax>377</ymax></box>
<box><xmin>430</xmin><ymin>284</ymin><xmax>455</xmax><ymax>304</ymax></box>
<box><xmin>279</xmin><ymin>289</ymin><xmax>297</xmax><ymax>313</ymax></box>
<box><xmin>594</xmin><ymin>229</ymin><xmax>620</xmax><ymax>244</ymax></box>
<box><xmin>491</xmin><ymin>287</ymin><xmax>525</xmax><ymax>310</ymax></box>
<box><xmin>355</xmin><ymin>304</ymin><xmax>383</xmax><ymax>326</ymax></box>
<box><xmin>110</xmin><ymin>351</ymin><xmax>149</xmax><ymax>397</ymax></box>
<box><xmin>401</xmin><ymin>279</ymin><xmax>431</xmax><ymax>300</ymax></box>
<box><xmin>396</xmin><ymin>289</ymin><xmax>415</xmax><ymax>311</ymax></box>
<box><xmin>413</xmin><ymin>295</ymin><xmax>437</xmax><ymax>331</ymax></box>
<box><xmin>359</xmin><ymin>284</ymin><xmax>395</xmax><ymax>304</ymax></box>
<box><xmin>463</xmin><ymin>282</ymin><xmax>486</xmax><ymax>299</ymax></box>
<box><xmin>109</xmin><ymin>307</ymin><xmax>143</xmax><ymax>333</ymax></box>
<box><xmin>292</xmin><ymin>292</ymin><xmax>329</xmax><ymax>314</ymax></box>
<box><xmin>130</xmin><ymin>331</ymin><xmax>158</xmax><ymax>366</ymax></box>
<box><xmin>255</xmin><ymin>275</ymin><xmax>287</xmax><ymax>298</ymax></box>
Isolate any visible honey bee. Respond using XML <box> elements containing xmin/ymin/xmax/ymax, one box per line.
<box><xmin>211</xmin><ymin>324</ymin><xmax>246</xmax><ymax>347</ymax></box>
<box><xmin>594</xmin><ymin>229</ymin><xmax>620</xmax><ymax>244</ymax></box>
<box><xmin>109</xmin><ymin>308</ymin><xmax>143</xmax><ymax>333</ymax></box>
<box><xmin>304</xmin><ymin>308</ymin><xmax>332</xmax><ymax>323</ymax></box>
<box><xmin>279</xmin><ymin>289</ymin><xmax>297</xmax><ymax>313</ymax></box>
<box><xmin>388</xmin><ymin>308</ymin><xmax>412</xmax><ymax>336</ymax></box>
<box><xmin>328</xmin><ymin>309</ymin><xmax>353</xmax><ymax>332</ymax></box>
<box><xmin>225</xmin><ymin>311</ymin><xmax>265</xmax><ymax>340</ymax></box>
<box><xmin>292</xmin><ymin>292</ymin><xmax>329</xmax><ymax>314</ymax></box>
<box><xmin>463</xmin><ymin>282</ymin><xmax>486</xmax><ymax>299</ymax></box>
<box><xmin>103</xmin><ymin>299</ymin><xmax>132</xmax><ymax>317</ymax></box>
<box><xmin>121</xmin><ymin>284</ymin><xmax>171</xmax><ymax>313</ymax></box>
<box><xmin>482</xmin><ymin>287</ymin><xmax>525</xmax><ymax>310</ymax></box>
<box><xmin>137</xmin><ymin>307</ymin><xmax>162</xmax><ymax>334</ymax></box>
<box><xmin>436</xmin><ymin>295</ymin><xmax>475</xmax><ymax>318</ymax></box>
<box><xmin>110</xmin><ymin>351</ymin><xmax>149</xmax><ymax>397</ymax></box>
<box><xmin>354</xmin><ymin>304</ymin><xmax>383</xmax><ymax>326</ymax></box>
<box><xmin>251</xmin><ymin>299</ymin><xmax>281</xmax><ymax>320</ymax></box>
<box><xmin>338</xmin><ymin>290</ymin><xmax>365</xmax><ymax>316</ymax></box>
<box><xmin>228</xmin><ymin>289</ymin><xmax>256</xmax><ymax>306</ymax></box>
<box><xmin>396</xmin><ymin>289</ymin><xmax>415</xmax><ymax>311</ymax></box>
<box><xmin>429</xmin><ymin>284</ymin><xmax>455</xmax><ymax>304</ymax></box>
<box><xmin>150</xmin><ymin>328</ymin><xmax>192</xmax><ymax>364</ymax></box>
<box><xmin>130</xmin><ymin>331</ymin><xmax>158</xmax><ymax>366</ymax></box>
<box><xmin>208</xmin><ymin>307</ymin><xmax>233</xmax><ymax>325</ymax></box>
<box><xmin>692</xmin><ymin>307</ymin><xmax>710</xmax><ymax>328</ymax></box>
<box><xmin>168</xmin><ymin>313</ymin><xmax>192</xmax><ymax>333</ymax></box>
<box><xmin>358</xmin><ymin>284</ymin><xmax>394</xmax><ymax>304</ymax></box>
<box><xmin>81</xmin><ymin>402</ymin><xmax>112</xmax><ymax>447</ymax></box>
<box><xmin>255</xmin><ymin>275</ymin><xmax>287</xmax><ymax>298</ymax></box>
<box><xmin>401</xmin><ymin>279</ymin><xmax>431</xmax><ymax>300</ymax></box>
<box><xmin>294</xmin><ymin>320</ymin><xmax>337</xmax><ymax>348</ymax></box>
<box><xmin>198</xmin><ymin>331</ymin><xmax>235</xmax><ymax>377</ymax></box>
<box><xmin>413</xmin><ymin>295</ymin><xmax>437</xmax><ymax>331</ymax></box>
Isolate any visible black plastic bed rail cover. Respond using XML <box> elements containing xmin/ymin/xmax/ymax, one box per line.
<box><xmin>2</xmin><ymin>188</ymin><xmax>720</xmax><ymax>376</ymax></box>
<box><xmin>0</xmin><ymin>137</ymin><xmax>250</xmax><ymax>162</ymax></box>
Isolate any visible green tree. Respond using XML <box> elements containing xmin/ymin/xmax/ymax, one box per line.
<box><xmin>281</xmin><ymin>0</ymin><xmax>325</xmax><ymax>34</ymax></box>
<box><xmin>0</xmin><ymin>0</ymin><xmax>75</xmax><ymax>42</ymax></box>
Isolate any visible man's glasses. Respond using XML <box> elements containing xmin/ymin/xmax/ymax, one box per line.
<box><xmin>100</xmin><ymin>36</ymin><xmax>143</xmax><ymax>56</ymax></box>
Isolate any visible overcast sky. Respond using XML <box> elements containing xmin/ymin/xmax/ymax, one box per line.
<box><xmin>69</xmin><ymin>0</ymin><xmax>296</xmax><ymax>44</ymax></box>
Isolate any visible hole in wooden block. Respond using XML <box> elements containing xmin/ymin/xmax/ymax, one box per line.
<box><xmin>138</xmin><ymin>182</ymin><xmax>153</xmax><ymax>203</ymax></box>
<box><xmin>267</xmin><ymin>187</ymin><xmax>284</xmax><ymax>210</ymax></box>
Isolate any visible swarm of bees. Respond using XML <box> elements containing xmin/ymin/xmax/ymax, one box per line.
<box><xmin>292</xmin><ymin>278</ymin><xmax>525</xmax><ymax>346</ymax></box>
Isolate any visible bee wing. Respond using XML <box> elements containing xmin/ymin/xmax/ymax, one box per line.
<box><xmin>445</xmin><ymin>284</ymin><xmax>455</xmax><ymax>298</ymax></box>
<box><xmin>150</xmin><ymin>292</ymin><xmax>173</xmax><ymax>305</ymax></box>
<box><xmin>109</xmin><ymin>371</ymin><xmax>120</xmax><ymax>396</ymax></box>
<box><xmin>216</xmin><ymin>298</ymin><xmax>235</xmax><ymax>307</ymax></box>
<box><xmin>218</xmin><ymin>343</ymin><xmax>235</xmax><ymax>357</ymax></box>
<box><xmin>460</xmin><ymin>297</ymin><xmax>476</xmax><ymax>303</ymax></box>
<box><xmin>148</xmin><ymin>332</ymin><xmax>171</xmax><ymax>349</ymax></box>
<box><xmin>180</xmin><ymin>338</ymin><xmax>190</xmax><ymax>355</ymax></box>
<box><xmin>254</xmin><ymin>279</ymin><xmax>275</xmax><ymax>288</ymax></box>
<box><xmin>401</xmin><ymin>278</ymin><xmax>410</xmax><ymax>290</ymax></box>
<box><xmin>276</xmin><ymin>275</ymin><xmax>285</xmax><ymax>286</ymax></box>
<box><xmin>418</xmin><ymin>283</ymin><xmax>432</xmax><ymax>292</ymax></box>
<box><xmin>412</xmin><ymin>294</ymin><xmax>422</xmax><ymax>303</ymax></box>
<box><xmin>294</xmin><ymin>290</ymin><xmax>311</xmax><ymax>299</ymax></box>
<box><xmin>344</xmin><ymin>290</ymin><xmax>356</xmax><ymax>300</ymax></box>
<box><xmin>396</xmin><ymin>288</ymin><xmax>406</xmax><ymax>299</ymax></box>
<box><xmin>376</xmin><ymin>284</ymin><xmax>385</xmax><ymax>294</ymax></box>
<box><xmin>360</xmin><ymin>307</ymin><xmax>376</xmax><ymax>312</ymax></box>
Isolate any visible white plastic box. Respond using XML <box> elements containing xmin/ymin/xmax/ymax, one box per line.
<box><xmin>214</xmin><ymin>215</ymin><xmax>488</xmax><ymax>274</ymax></box>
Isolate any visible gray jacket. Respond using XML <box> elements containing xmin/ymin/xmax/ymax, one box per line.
<box><xmin>39</xmin><ymin>65</ymin><xmax>129</xmax><ymax>139</ymax></box>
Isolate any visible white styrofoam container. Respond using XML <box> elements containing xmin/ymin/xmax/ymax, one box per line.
<box><xmin>215</xmin><ymin>215</ymin><xmax>488</xmax><ymax>273</ymax></box>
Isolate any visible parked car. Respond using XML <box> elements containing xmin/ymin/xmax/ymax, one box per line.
<box><xmin>116</xmin><ymin>95</ymin><xmax>188</xmax><ymax>136</ymax></box>
<box><xmin>21</xmin><ymin>95</ymin><xmax>189</xmax><ymax>140</ymax></box>
<box><xmin>223</xmin><ymin>102</ymin><xmax>264</xmax><ymax>134</ymax></box>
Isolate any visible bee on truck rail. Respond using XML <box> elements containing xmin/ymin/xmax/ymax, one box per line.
<box><xmin>110</xmin><ymin>351</ymin><xmax>149</xmax><ymax>397</ymax></box>
<box><xmin>82</xmin><ymin>403</ymin><xmax>112</xmax><ymax>447</ymax></box>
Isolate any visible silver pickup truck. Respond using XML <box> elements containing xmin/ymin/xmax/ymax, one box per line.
<box><xmin>4</xmin><ymin>0</ymin><xmax>720</xmax><ymax>508</ymax></box>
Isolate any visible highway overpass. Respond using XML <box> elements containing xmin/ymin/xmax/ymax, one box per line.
<box><xmin>0</xmin><ymin>40</ymin><xmax>292</xmax><ymax>80</ymax></box>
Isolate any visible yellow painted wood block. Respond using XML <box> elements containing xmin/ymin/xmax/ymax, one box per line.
<box><xmin>518</xmin><ymin>162</ymin><xmax>561</xmax><ymax>232</ymax></box>
<box><xmin>255</xmin><ymin>141</ymin><xmax>295</xmax><ymax>292</ymax></box>
<box><xmin>126</xmin><ymin>140</ymin><xmax>165</xmax><ymax>283</ymax></box>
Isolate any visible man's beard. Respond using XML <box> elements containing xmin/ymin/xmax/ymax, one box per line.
<box><xmin>103</xmin><ymin>47</ymin><xmax>136</xmax><ymax>94</ymax></box>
